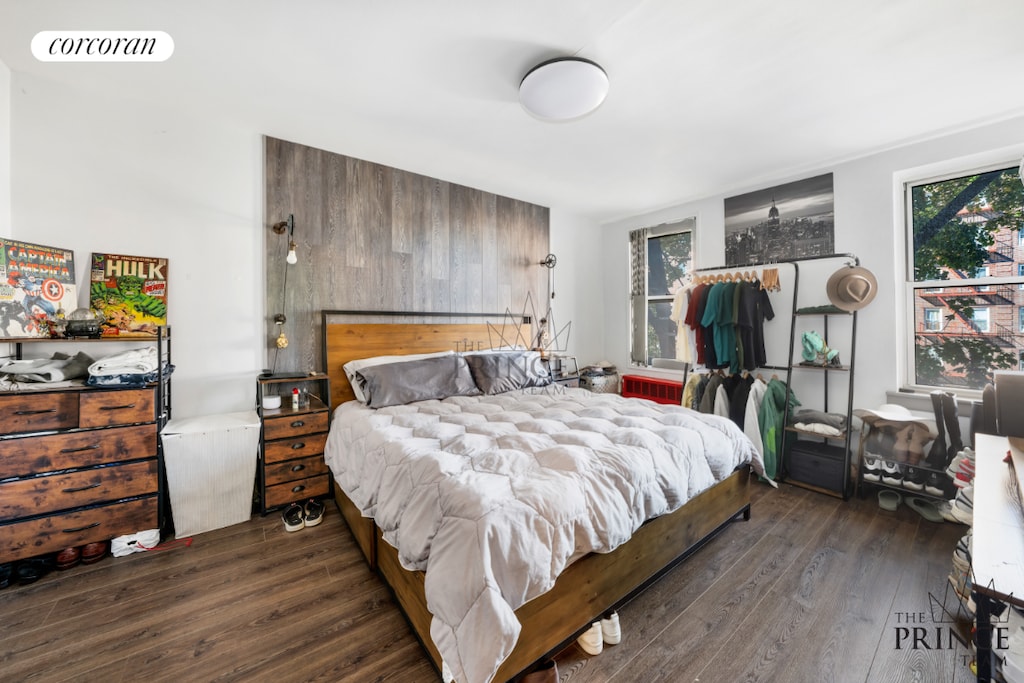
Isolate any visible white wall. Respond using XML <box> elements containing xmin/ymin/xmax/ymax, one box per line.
<box><xmin>602</xmin><ymin>115</ymin><xmax>1024</xmax><ymax>411</ymax></box>
<box><xmin>10</xmin><ymin>72</ymin><xmax>264</xmax><ymax>419</ymax></box>
<box><xmin>549</xmin><ymin>208</ymin><xmax>605</xmax><ymax>367</ymax></box>
<box><xmin>0</xmin><ymin>58</ymin><xmax>10</xmax><ymax>238</ymax></box>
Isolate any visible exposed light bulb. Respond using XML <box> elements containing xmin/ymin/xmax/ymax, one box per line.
<box><xmin>286</xmin><ymin>240</ymin><xmax>298</xmax><ymax>265</ymax></box>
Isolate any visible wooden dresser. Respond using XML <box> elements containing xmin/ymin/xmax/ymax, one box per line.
<box><xmin>0</xmin><ymin>387</ymin><xmax>162</xmax><ymax>562</ymax></box>
<box><xmin>256</xmin><ymin>373</ymin><xmax>331</xmax><ymax>514</ymax></box>
<box><xmin>0</xmin><ymin>328</ymin><xmax>171</xmax><ymax>563</ymax></box>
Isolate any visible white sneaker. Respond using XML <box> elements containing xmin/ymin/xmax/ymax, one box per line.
<box><xmin>577</xmin><ymin>622</ymin><xmax>603</xmax><ymax>655</ymax></box>
<box><xmin>951</xmin><ymin>486</ymin><xmax>974</xmax><ymax>526</ymax></box>
<box><xmin>601</xmin><ymin>612</ymin><xmax>621</xmax><ymax>645</ymax></box>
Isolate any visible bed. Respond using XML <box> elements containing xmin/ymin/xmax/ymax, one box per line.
<box><xmin>320</xmin><ymin>311</ymin><xmax>764</xmax><ymax>683</ymax></box>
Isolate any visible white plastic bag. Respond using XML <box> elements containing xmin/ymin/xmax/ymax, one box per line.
<box><xmin>111</xmin><ymin>529</ymin><xmax>161</xmax><ymax>557</ymax></box>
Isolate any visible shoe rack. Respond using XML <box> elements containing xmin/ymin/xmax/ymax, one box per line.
<box><xmin>857</xmin><ymin>391</ymin><xmax>963</xmax><ymax>503</ymax></box>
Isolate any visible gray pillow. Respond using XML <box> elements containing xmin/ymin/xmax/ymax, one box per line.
<box><xmin>464</xmin><ymin>350</ymin><xmax>551</xmax><ymax>395</ymax></box>
<box><xmin>356</xmin><ymin>355</ymin><xmax>480</xmax><ymax>408</ymax></box>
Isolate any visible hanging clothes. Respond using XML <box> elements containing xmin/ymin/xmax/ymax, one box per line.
<box><xmin>670</xmin><ymin>283</ymin><xmax>695</xmax><ymax>364</ymax></box>
<box><xmin>681</xmin><ymin>371</ymin><xmax>702</xmax><ymax>409</ymax></box>
<box><xmin>699</xmin><ymin>373</ymin><xmax>724</xmax><ymax>414</ymax></box>
<box><xmin>744</xmin><ymin>376</ymin><xmax>769</xmax><ymax>458</ymax></box>
<box><xmin>736</xmin><ymin>279</ymin><xmax>775</xmax><ymax>371</ymax></box>
<box><xmin>684</xmin><ymin>283</ymin><xmax>708</xmax><ymax>365</ymax></box>
<box><xmin>758</xmin><ymin>378</ymin><xmax>801</xmax><ymax>481</ymax></box>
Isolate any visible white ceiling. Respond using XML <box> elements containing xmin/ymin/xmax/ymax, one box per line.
<box><xmin>2</xmin><ymin>0</ymin><xmax>1024</xmax><ymax>223</ymax></box>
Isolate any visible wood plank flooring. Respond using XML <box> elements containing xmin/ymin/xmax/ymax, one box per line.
<box><xmin>0</xmin><ymin>481</ymin><xmax>976</xmax><ymax>682</ymax></box>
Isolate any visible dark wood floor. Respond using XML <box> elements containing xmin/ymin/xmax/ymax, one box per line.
<box><xmin>0</xmin><ymin>481</ymin><xmax>975</xmax><ymax>682</ymax></box>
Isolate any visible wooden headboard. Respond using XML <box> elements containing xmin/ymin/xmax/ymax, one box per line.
<box><xmin>320</xmin><ymin>311</ymin><xmax>532</xmax><ymax>409</ymax></box>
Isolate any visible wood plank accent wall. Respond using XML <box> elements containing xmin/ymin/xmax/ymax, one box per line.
<box><xmin>263</xmin><ymin>136</ymin><xmax>550</xmax><ymax>374</ymax></box>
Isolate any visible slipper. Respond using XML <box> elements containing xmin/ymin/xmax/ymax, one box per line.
<box><xmin>907</xmin><ymin>496</ymin><xmax>944</xmax><ymax>523</ymax></box>
<box><xmin>878</xmin><ymin>489</ymin><xmax>902</xmax><ymax>511</ymax></box>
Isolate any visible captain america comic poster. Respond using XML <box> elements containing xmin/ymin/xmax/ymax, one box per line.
<box><xmin>0</xmin><ymin>239</ymin><xmax>77</xmax><ymax>338</ymax></box>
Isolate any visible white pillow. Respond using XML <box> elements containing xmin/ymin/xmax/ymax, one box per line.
<box><xmin>343</xmin><ymin>351</ymin><xmax>455</xmax><ymax>403</ymax></box>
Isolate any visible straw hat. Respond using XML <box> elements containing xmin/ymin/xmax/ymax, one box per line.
<box><xmin>826</xmin><ymin>265</ymin><xmax>878</xmax><ymax>311</ymax></box>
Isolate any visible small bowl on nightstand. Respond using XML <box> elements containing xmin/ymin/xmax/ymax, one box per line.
<box><xmin>262</xmin><ymin>395</ymin><xmax>281</xmax><ymax>410</ymax></box>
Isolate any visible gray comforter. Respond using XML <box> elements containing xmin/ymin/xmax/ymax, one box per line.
<box><xmin>325</xmin><ymin>386</ymin><xmax>764</xmax><ymax>683</ymax></box>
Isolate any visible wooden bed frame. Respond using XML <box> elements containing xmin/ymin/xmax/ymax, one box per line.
<box><xmin>321</xmin><ymin>311</ymin><xmax>753</xmax><ymax>682</ymax></box>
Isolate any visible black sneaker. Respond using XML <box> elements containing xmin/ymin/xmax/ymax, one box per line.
<box><xmin>924</xmin><ymin>471</ymin><xmax>946</xmax><ymax>497</ymax></box>
<box><xmin>282</xmin><ymin>502</ymin><xmax>305</xmax><ymax>532</ymax></box>
<box><xmin>304</xmin><ymin>498</ymin><xmax>325</xmax><ymax>527</ymax></box>
<box><xmin>903</xmin><ymin>467</ymin><xmax>925</xmax><ymax>491</ymax></box>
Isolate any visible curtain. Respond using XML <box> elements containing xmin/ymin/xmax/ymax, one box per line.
<box><xmin>629</xmin><ymin>227</ymin><xmax>649</xmax><ymax>364</ymax></box>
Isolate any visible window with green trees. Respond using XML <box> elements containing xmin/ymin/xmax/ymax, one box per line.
<box><xmin>630</xmin><ymin>218</ymin><xmax>694</xmax><ymax>368</ymax></box>
<box><xmin>908</xmin><ymin>163</ymin><xmax>1024</xmax><ymax>390</ymax></box>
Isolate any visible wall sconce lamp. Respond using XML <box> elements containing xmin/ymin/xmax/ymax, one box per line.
<box><xmin>272</xmin><ymin>214</ymin><xmax>298</xmax><ymax>265</ymax></box>
<box><xmin>539</xmin><ymin>252</ymin><xmax>557</xmax><ymax>300</ymax></box>
<box><xmin>271</xmin><ymin>215</ymin><xmax>295</xmax><ymax>365</ymax></box>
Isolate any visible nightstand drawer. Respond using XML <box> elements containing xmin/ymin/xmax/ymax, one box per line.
<box><xmin>265</xmin><ymin>473</ymin><xmax>330</xmax><ymax>508</ymax></box>
<box><xmin>0</xmin><ymin>392</ymin><xmax>80</xmax><ymax>435</ymax></box>
<box><xmin>80</xmin><ymin>389</ymin><xmax>156</xmax><ymax>428</ymax></box>
<box><xmin>265</xmin><ymin>454</ymin><xmax>328</xmax><ymax>486</ymax></box>
<box><xmin>264</xmin><ymin>432</ymin><xmax>328</xmax><ymax>465</ymax></box>
<box><xmin>0</xmin><ymin>460</ymin><xmax>158</xmax><ymax>520</ymax></box>
<box><xmin>263</xmin><ymin>412</ymin><xmax>328</xmax><ymax>441</ymax></box>
<box><xmin>0</xmin><ymin>496</ymin><xmax>158</xmax><ymax>562</ymax></box>
<box><xmin>0</xmin><ymin>424</ymin><xmax>156</xmax><ymax>479</ymax></box>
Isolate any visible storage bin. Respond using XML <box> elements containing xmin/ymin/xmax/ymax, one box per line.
<box><xmin>785</xmin><ymin>440</ymin><xmax>847</xmax><ymax>493</ymax></box>
<box><xmin>160</xmin><ymin>410</ymin><xmax>260</xmax><ymax>537</ymax></box>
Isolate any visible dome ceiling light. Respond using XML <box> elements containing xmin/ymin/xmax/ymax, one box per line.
<box><xmin>519</xmin><ymin>57</ymin><xmax>609</xmax><ymax>122</ymax></box>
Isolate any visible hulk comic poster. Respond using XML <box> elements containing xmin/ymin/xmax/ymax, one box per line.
<box><xmin>0</xmin><ymin>239</ymin><xmax>77</xmax><ymax>338</ymax></box>
<box><xmin>90</xmin><ymin>252</ymin><xmax>167</xmax><ymax>337</ymax></box>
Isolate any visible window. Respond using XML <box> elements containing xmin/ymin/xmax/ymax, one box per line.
<box><xmin>972</xmin><ymin>307</ymin><xmax>990</xmax><ymax>333</ymax></box>
<box><xmin>906</xmin><ymin>163</ymin><xmax>1024</xmax><ymax>390</ymax></box>
<box><xmin>630</xmin><ymin>218</ymin><xmax>695</xmax><ymax>368</ymax></box>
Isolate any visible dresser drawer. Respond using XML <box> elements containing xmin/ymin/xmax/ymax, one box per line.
<box><xmin>0</xmin><ymin>392</ymin><xmax>80</xmax><ymax>435</ymax></box>
<box><xmin>263</xmin><ymin>411</ymin><xmax>328</xmax><ymax>441</ymax></box>
<box><xmin>0</xmin><ymin>460</ymin><xmax>158</xmax><ymax>521</ymax></box>
<box><xmin>0</xmin><ymin>424</ymin><xmax>156</xmax><ymax>479</ymax></box>
<box><xmin>264</xmin><ymin>432</ymin><xmax>328</xmax><ymax>465</ymax></box>
<box><xmin>264</xmin><ymin>473</ymin><xmax>330</xmax><ymax>508</ymax></box>
<box><xmin>265</xmin><ymin>454</ymin><xmax>328</xmax><ymax>486</ymax></box>
<box><xmin>80</xmin><ymin>388</ymin><xmax>156</xmax><ymax>428</ymax></box>
<box><xmin>0</xmin><ymin>495</ymin><xmax>158</xmax><ymax>562</ymax></box>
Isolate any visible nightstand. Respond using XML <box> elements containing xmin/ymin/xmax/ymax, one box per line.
<box><xmin>256</xmin><ymin>373</ymin><xmax>331</xmax><ymax>514</ymax></box>
<box><xmin>546</xmin><ymin>355</ymin><xmax>580</xmax><ymax>388</ymax></box>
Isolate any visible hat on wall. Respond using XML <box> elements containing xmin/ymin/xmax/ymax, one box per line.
<box><xmin>826</xmin><ymin>265</ymin><xmax>878</xmax><ymax>311</ymax></box>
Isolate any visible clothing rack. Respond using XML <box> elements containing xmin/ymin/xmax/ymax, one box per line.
<box><xmin>686</xmin><ymin>253</ymin><xmax>861</xmax><ymax>497</ymax></box>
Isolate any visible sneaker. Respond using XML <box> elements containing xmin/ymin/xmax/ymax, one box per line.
<box><xmin>577</xmin><ymin>622</ymin><xmax>603</xmax><ymax>656</ymax></box>
<box><xmin>937</xmin><ymin>500</ymin><xmax>960</xmax><ymax>523</ymax></box>
<box><xmin>601</xmin><ymin>612</ymin><xmax>621</xmax><ymax>645</ymax></box>
<box><xmin>946</xmin><ymin>447</ymin><xmax>975</xmax><ymax>479</ymax></box>
<box><xmin>862</xmin><ymin>455</ymin><xmax>882</xmax><ymax>483</ymax></box>
<box><xmin>881</xmin><ymin>461</ymin><xmax>904</xmax><ymax>486</ymax></box>
<box><xmin>924</xmin><ymin>471</ymin><xmax>947</xmax><ymax>497</ymax></box>
<box><xmin>951</xmin><ymin>486</ymin><xmax>974</xmax><ymax>525</ymax></box>
<box><xmin>282</xmin><ymin>502</ymin><xmax>305</xmax><ymax>532</ymax></box>
<box><xmin>903</xmin><ymin>467</ymin><xmax>925</xmax><ymax>491</ymax></box>
<box><xmin>304</xmin><ymin>498</ymin><xmax>325</xmax><ymax>527</ymax></box>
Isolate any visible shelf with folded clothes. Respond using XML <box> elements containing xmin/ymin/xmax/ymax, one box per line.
<box><xmin>785</xmin><ymin>425</ymin><xmax>848</xmax><ymax>441</ymax></box>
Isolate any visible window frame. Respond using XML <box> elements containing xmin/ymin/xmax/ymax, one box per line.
<box><xmin>629</xmin><ymin>218</ymin><xmax>696</xmax><ymax>371</ymax></box>
<box><xmin>902</xmin><ymin>158</ymin><xmax>1024</xmax><ymax>393</ymax></box>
